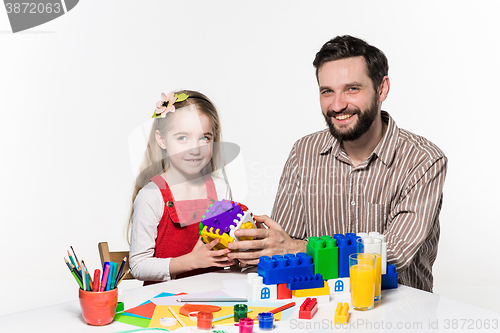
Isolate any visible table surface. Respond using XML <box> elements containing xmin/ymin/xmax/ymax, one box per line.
<box><xmin>1</xmin><ymin>266</ymin><xmax>499</xmax><ymax>333</ymax></box>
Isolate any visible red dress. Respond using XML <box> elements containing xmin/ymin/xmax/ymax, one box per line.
<box><xmin>144</xmin><ymin>175</ymin><xmax>220</xmax><ymax>285</ymax></box>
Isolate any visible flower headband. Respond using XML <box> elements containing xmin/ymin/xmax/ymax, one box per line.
<box><xmin>152</xmin><ymin>92</ymin><xmax>189</xmax><ymax>118</ymax></box>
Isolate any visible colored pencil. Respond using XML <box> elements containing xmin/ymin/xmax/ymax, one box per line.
<box><xmin>64</xmin><ymin>257</ymin><xmax>72</xmax><ymax>270</ymax></box>
<box><xmin>116</xmin><ymin>269</ymin><xmax>129</xmax><ymax>286</ymax></box>
<box><xmin>70</xmin><ymin>246</ymin><xmax>81</xmax><ymax>269</ymax></box>
<box><xmin>85</xmin><ymin>270</ymin><xmax>91</xmax><ymax>291</ymax></box>
<box><xmin>100</xmin><ymin>262</ymin><xmax>110</xmax><ymax>292</ymax></box>
<box><xmin>67</xmin><ymin>250</ymin><xmax>77</xmax><ymax>268</ymax></box>
<box><xmin>115</xmin><ymin>256</ymin><xmax>127</xmax><ymax>284</ymax></box>
<box><xmin>69</xmin><ymin>263</ymin><xmax>82</xmax><ymax>281</ymax></box>
<box><xmin>65</xmin><ymin>258</ymin><xmax>83</xmax><ymax>289</ymax></box>
<box><xmin>70</xmin><ymin>268</ymin><xmax>83</xmax><ymax>289</ymax></box>
<box><xmin>168</xmin><ymin>306</ymin><xmax>186</xmax><ymax>327</ymax></box>
<box><xmin>81</xmin><ymin>260</ymin><xmax>93</xmax><ymax>287</ymax></box>
<box><xmin>176</xmin><ymin>297</ymin><xmax>248</xmax><ymax>302</ymax></box>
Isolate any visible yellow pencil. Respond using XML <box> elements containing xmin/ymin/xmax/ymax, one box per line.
<box><xmin>116</xmin><ymin>269</ymin><xmax>130</xmax><ymax>286</ymax></box>
<box><xmin>168</xmin><ymin>306</ymin><xmax>186</xmax><ymax>327</ymax></box>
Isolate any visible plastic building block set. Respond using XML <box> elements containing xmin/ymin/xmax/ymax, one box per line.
<box><xmin>199</xmin><ymin>200</ymin><xmax>257</xmax><ymax>250</ymax></box>
<box><xmin>203</xmin><ymin>200</ymin><xmax>399</xmax><ymax>325</ymax></box>
<box><xmin>242</xmin><ymin>226</ymin><xmax>398</xmax><ymax>324</ymax></box>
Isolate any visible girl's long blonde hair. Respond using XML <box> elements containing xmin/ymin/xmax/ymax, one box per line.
<box><xmin>127</xmin><ymin>90</ymin><xmax>223</xmax><ymax>240</ymax></box>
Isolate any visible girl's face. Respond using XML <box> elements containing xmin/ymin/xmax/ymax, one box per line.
<box><xmin>161</xmin><ymin>104</ymin><xmax>214</xmax><ymax>176</ymax></box>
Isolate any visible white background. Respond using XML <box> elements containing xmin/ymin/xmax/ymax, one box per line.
<box><xmin>0</xmin><ymin>0</ymin><xmax>499</xmax><ymax>316</ymax></box>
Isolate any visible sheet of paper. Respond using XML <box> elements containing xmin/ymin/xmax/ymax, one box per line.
<box><xmin>114</xmin><ymin>312</ymin><xmax>151</xmax><ymax>328</ymax></box>
<box><xmin>151</xmin><ymin>290</ymin><xmax>231</xmax><ymax>306</ymax></box>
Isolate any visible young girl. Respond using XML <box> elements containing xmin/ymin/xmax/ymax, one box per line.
<box><xmin>128</xmin><ymin>90</ymin><xmax>234</xmax><ymax>284</ymax></box>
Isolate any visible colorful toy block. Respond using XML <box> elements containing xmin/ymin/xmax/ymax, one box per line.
<box><xmin>334</xmin><ymin>302</ymin><xmax>349</xmax><ymax>324</ymax></box>
<box><xmin>199</xmin><ymin>199</ymin><xmax>256</xmax><ymax>250</ymax></box>
<box><xmin>327</xmin><ymin>277</ymin><xmax>350</xmax><ymax>294</ymax></box>
<box><xmin>245</xmin><ymin>273</ymin><xmax>277</xmax><ymax>301</ymax></box>
<box><xmin>277</xmin><ymin>283</ymin><xmax>292</xmax><ymax>299</ymax></box>
<box><xmin>381</xmin><ymin>264</ymin><xmax>398</xmax><ymax>290</ymax></box>
<box><xmin>199</xmin><ymin>225</ymin><xmax>235</xmax><ymax>250</ymax></box>
<box><xmin>369</xmin><ymin>232</ymin><xmax>387</xmax><ymax>274</ymax></box>
<box><xmin>334</xmin><ymin>233</ymin><xmax>359</xmax><ymax>278</ymax></box>
<box><xmin>287</xmin><ymin>274</ymin><xmax>324</xmax><ymax>291</ymax></box>
<box><xmin>258</xmin><ymin>253</ymin><xmax>314</xmax><ymax>285</ymax></box>
<box><xmin>292</xmin><ymin>280</ymin><xmax>330</xmax><ymax>298</ymax></box>
<box><xmin>307</xmin><ymin>236</ymin><xmax>338</xmax><ymax>280</ymax></box>
<box><xmin>298</xmin><ymin>298</ymin><xmax>318</xmax><ymax>319</ymax></box>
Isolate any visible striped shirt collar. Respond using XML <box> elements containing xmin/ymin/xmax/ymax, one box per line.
<box><xmin>319</xmin><ymin>111</ymin><xmax>399</xmax><ymax>168</ymax></box>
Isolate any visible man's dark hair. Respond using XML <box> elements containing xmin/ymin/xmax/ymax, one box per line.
<box><xmin>313</xmin><ymin>35</ymin><xmax>389</xmax><ymax>91</ymax></box>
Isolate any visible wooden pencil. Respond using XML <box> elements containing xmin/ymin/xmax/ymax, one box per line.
<box><xmin>168</xmin><ymin>306</ymin><xmax>186</xmax><ymax>327</ymax></box>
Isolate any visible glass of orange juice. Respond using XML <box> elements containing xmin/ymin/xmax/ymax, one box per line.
<box><xmin>357</xmin><ymin>237</ymin><xmax>382</xmax><ymax>302</ymax></box>
<box><xmin>349</xmin><ymin>253</ymin><xmax>376</xmax><ymax>311</ymax></box>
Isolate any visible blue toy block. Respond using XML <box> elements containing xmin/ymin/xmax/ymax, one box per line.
<box><xmin>287</xmin><ymin>274</ymin><xmax>324</xmax><ymax>291</ymax></box>
<box><xmin>258</xmin><ymin>253</ymin><xmax>314</xmax><ymax>285</ymax></box>
<box><xmin>381</xmin><ymin>264</ymin><xmax>398</xmax><ymax>289</ymax></box>
<box><xmin>334</xmin><ymin>233</ymin><xmax>359</xmax><ymax>278</ymax></box>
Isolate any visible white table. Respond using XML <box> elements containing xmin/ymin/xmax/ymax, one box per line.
<box><xmin>1</xmin><ymin>267</ymin><xmax>499</xmax><ymax>333</ymax></box>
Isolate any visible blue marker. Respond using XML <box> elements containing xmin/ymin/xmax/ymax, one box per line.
<box><xmin>106</xmin><ymin>261</ymin><xmax>114</xmax><ymax>291</ymax></box>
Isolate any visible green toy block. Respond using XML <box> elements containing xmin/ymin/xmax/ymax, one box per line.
<box><xmin>307</xmin><ymin>235</ymin><xmax>338</xmax><ymax>280</ymax></box>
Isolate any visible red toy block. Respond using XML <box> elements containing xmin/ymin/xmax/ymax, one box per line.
<box><xmin>277</xmin><ymin>283</ymin><xmax>292</xmax><ymax>299</ymax></box>
<box><xmin>298</xmin><ymin>297</ymin><xmax>318</xmax><ymax>319</ymax></box>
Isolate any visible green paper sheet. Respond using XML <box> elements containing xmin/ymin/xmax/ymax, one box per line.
<box><xmin>114</xmin><ymin>312</ymin><xmax>151</xmax><ymax>328</ymax></box>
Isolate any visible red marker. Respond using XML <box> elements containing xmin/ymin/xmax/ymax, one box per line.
<box><xmin>100</xmin><ymin>263</ymin><xmax>110</xmax><ymax>292</ymax></box>
<box><xmin>92</xmin><ymin>269</ymin><xmax>101</xmax><ymax>292</ymax></box>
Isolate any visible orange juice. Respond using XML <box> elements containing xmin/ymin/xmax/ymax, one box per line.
<box><xmin>350</xmin><ymin>264</ymin><xmax>375</xmax><ymax>310</ymax></box>
<box><xmin>374</xmin><ymin>254</ymin><xmax>381</xmax><ymax>301</ymax></box>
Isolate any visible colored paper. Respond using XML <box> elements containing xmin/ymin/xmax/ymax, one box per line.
<box><xmin>114</xmin><ymin>313</ymin><xmax>151</xmax><ymax>328</ymax></box>
<box><xmin>153</xmin><ymin>292</ymin><xmax>176</xmax><ymax>298</ymax></box>
<box><xmin>119</xmin><ymin>312</ymin><xmax>151</xmax><ymax>320</ymax></box>
<box><xmin>151</xmin><ymin>290</ymin><xmax>231</xmax><ymax>306</ymax></box>
<box><xmin>123</xmin><ymin>301</ymin><xmax>157</xmax><ymax>318</ymax></box>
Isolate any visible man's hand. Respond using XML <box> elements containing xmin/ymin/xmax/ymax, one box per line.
<box><xmin>227</xmin><ymin>215</ymin><xmax>307</xmax><ymax>266</ymax></box>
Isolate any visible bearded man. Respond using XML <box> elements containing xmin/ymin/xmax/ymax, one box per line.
<box><xmin>228</xmin><ymin>35</ymin><xmax>447</xmax><ymax>292</ymax></box>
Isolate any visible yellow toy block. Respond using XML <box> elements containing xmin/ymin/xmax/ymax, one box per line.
<box><xmin>200</xmin><ymin>226</ymin><xmax>235</xmax><ymax>250</ymax></box>
<box><xmin>334</xmin><ymin>302</ymin><xmax>349</xmax><ymax>324</ymax></box>
<box><xmin>292</xmin><ymin>281</ymin><xmax>330</xmax><ymax>297</ymax></box>
<box><xmin>238</xmin><ymin>221</ymin><xmax>256</xmax><ymax>241</ymax></box>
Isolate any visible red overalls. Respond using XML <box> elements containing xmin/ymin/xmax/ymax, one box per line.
<box><xmin>144</xmin><ymin>175</ymin><xmax>220</xmax><ymax>286</ymax></box>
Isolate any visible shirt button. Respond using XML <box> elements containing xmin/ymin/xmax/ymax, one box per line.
<box><xmin>167</xmin><ymin>201</ymin><xmax>174</xmax><ymax>207</ymax></box>
<box><xmin>351</xmin><ymin>201</ymin><xmax>356</xmax><ymax>206</ymax></box>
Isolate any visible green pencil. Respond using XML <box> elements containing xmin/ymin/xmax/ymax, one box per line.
<box><xmin>67</xmin><ymin>250</ymin><xmax>76</xmax><ymax>268</ymax></box>
<box><xmin>71</xmin><ymin>267</ymin><xmax>83</xmax><ymax>289</ymax></box>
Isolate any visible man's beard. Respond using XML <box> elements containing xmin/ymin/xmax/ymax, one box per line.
<box><xmin>323</xmin><ymin>97</ymin><xmax>379</xmax><ymax>142</ymax></box>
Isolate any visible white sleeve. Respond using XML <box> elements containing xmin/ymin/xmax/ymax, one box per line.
<box><xmin>212</xmin><ymin>174</ymin><xmax>232</xmax><ymax>201</ymax></box>
<box><xmin>129</xmin><ymin>182</ymin><xmax>172</xmax><ymax>281</ymax></box>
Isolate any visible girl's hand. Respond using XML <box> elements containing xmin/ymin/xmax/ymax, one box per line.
<box><xmin>188</xmin><ymin>238</ymin><xmax>236</xmax><ymax>269</ymax></box>
<box><xmin>170</xmin><ymin>238</ymin><xmax>235</xmax><ymax>275</ymax></box>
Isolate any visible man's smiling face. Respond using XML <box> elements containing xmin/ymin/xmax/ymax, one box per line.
<box><xmin>318</xmin><ymin>56</ymin><xmax>380</xmax><ymax>141</ymax></box>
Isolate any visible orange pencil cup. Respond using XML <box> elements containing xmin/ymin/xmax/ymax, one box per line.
<box><xmin>79</xmin><ymin>288</ymin><xmax>118</xmax><ymax>325</ymax></box>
